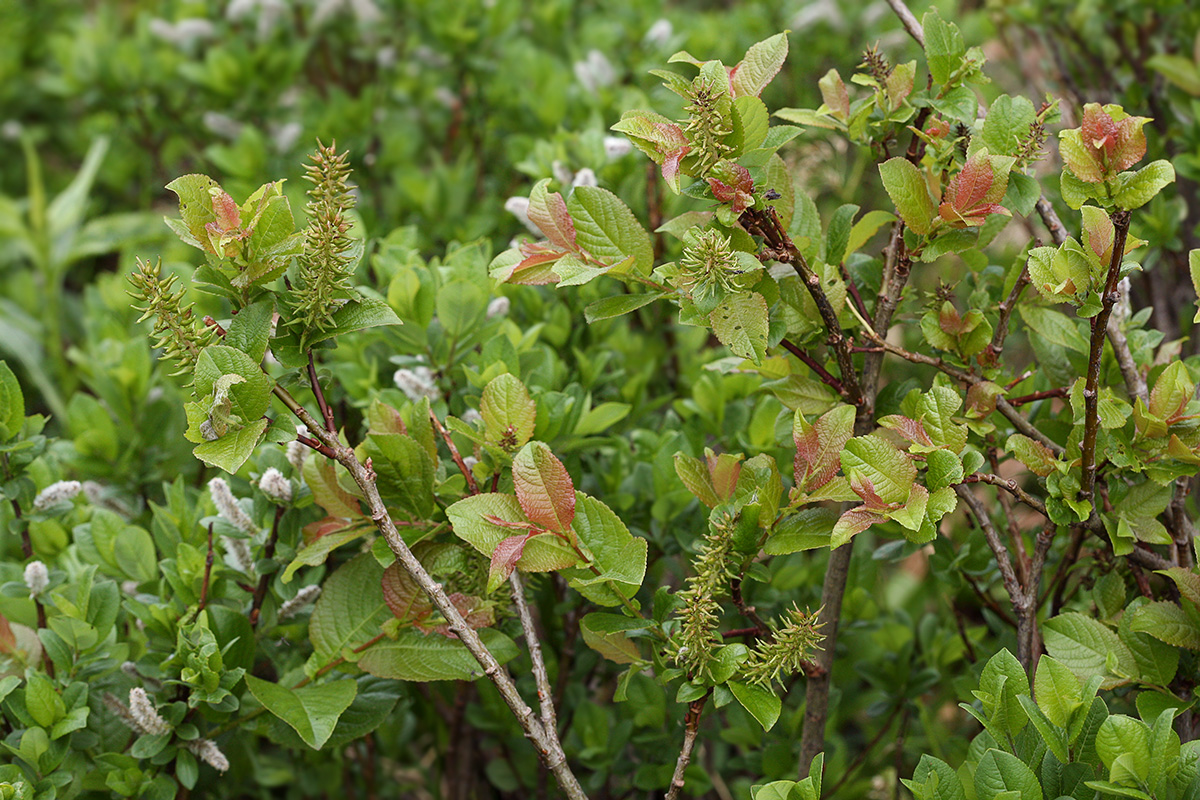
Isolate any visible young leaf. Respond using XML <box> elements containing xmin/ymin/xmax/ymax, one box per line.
<box><xmin>513</xmin><ymin>442</ymin><xmax>576</xmax><ymax>533</ymax></box>
<box><xmin>527</xmin><ymin>179</ymin><xmax>578</xmax><ymax>251</ymax></box>
<box><xmin>879</xmin><ymin>158</ymin><xmax>935</xmax><ymax>235</ymax></box>
<box><xmin>357</xmin><ymin>628</ymin><xmax>520</xmax><ymax>682</ymax></box>
<box><xmin>840</xmin><ymin>434</ymin><xmax>917</xmax><ymax>505</ymax></box>
<box><xmin>580</xmin><ymin>613</ymin><xmax>647</xmax><ymax>664</ymax></box>
<box><xmin>567</xmin><ymin>187</ymin><xmax>654</xmax><ymax>273</ymax></box>
<box><xmin>923</xmin><ymin>8</ymin><xmax>966</xmax><ymax>85</ymax></box>
<box><xmin>730</xmin><ymin>32</ymin><xmax>789</xmax><ymax>98</ymax></box>
<box><xmin>1114</xmin><ymin>160</ymin><xmax>1176</xmax><ymax>210</ymax></box>
<box><xmin>973</xmin><ymin>749</ymin><xmax>1042</xmax><ymax>800</ymax></box>
<box><xmin>793</xmin><ymin>405</ymin><xmax>855</xmax><ymax>493</ymax></box>
<box><xmin>480</xmin><ymin>373</ymin><xmax>536</xmax><ymax>451</ymax></box>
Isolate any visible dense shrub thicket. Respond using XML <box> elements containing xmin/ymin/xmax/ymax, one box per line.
<box><xmin>2</xmin><ymin>1</ymin><xmax>1200</xmax><ymax>799</ymax></box>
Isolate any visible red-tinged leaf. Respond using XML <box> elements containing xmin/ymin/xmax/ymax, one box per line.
<box><xmin>481</xmin><ymin>514</ymin><xmax>540</xmax><ymax>532</ymax></box>
<box><xmin>382</xmin><ymin>562</ymin><xmax>433</xmax><ymax>624</ymax></box>
<box><xmin>877</xmin><ymin>415</ymin><xmax>935</xmax><ymax>448</ymax></box>
<box><xmin>488</xmin><ymin>535</ymin><xmax>531</xmax><ymax>592</ymax></box>
<box><xmin>706</xmin><ymin>449</ymin><xmax>743</xmax><ymax>502</ymax></box>
<box><xmin>503</xmin><ymin>243</ymin><xmax>565</xmax><ymax>285</ymax></box>
<box><xmin>0</xmin><ymin>612</ymin><xmax>14</xmax><ymax>654</ymax></box>
<box><xmin>513</xmin><ymin>442</ymin><xmax>576</xmax><ymax>532</ymax></box>
<box><xmin>1111</xmin><ymin>114</ymin><xmax>1149</xmax><ymax>172</ymax></box>
<box><xmin>303</xmin><ymin>458</ymin><xmax>365</xmax><ymax>521</ymax></box>
<box><xmin>302</xmin><ymin>516</ymin><xmax>358</xmax><ymax>543</ymax></box>
<box><xmin>948</xmin><ymin>153</ymin><xmax>995</xmax><ymax>215</ymax></box>
<box><xmin>662</xmin><ymin>146</ymin><xmax>690</xmax><ymax>192</ymax></box>
<box><xmin>210</xmin><ymin>188</ymin><xmax>242</xmax><ymax>230</ymax></box>
<box><xmin>527</xmin><ymin>179</ymin><xmax>578</xmax><ymax>251</ymax></box>
<box><xmin>849</xmin><ymin>474</ymin><xmax>890</xmax><ymax>510</ymax></box>
<box><xmin>1081</xmin><ymin>104</ymin><xmax>1118</xmax><ymax>154</ymax></box>
<box><xmin>1081</xmin><ymin>206</ymin><xmax>1115</xmax><ymax>265</ymax></box>
<box><xmin>831</xmin><ymin>506</ymin><xmax>889</xmax><ymax>548</ymax></box>
<box><xmin>793</xmin><ymin>406</ymin><xmax>855</xmax><ymax>493</ymax></box>
<box><xmin>421</xmin><ymin>593</ymin><xmax>496</xmax><ymax>637</ymax></box>
<box><xmin>939</xmin><ymin>302</ymin><xmax>966</xmax><ymax>334</ymax></box>
<box><xmin>966</xmin><ymin>381</ymin><xmax>1003</xmax><ymax>419</ymax></box>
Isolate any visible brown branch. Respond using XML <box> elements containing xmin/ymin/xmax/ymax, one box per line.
<box><xmin>1034</xmin><ymin>196</ymin><xmax>1069</xmax><ymax>246</ymax></box>
<box><xmin>986</xmin><ymin>267</ymin><xmax>1031</xmax><ymax>365</ymax></box>
<box><xmin>886</xmin><ymin>0</ymin><xmax>925</xmax><ymax>47</ymax></box>
<box><xmin>308</xmin><ymin>352</ymin><xmax>337</xmax><ymax>434</ymax></box>
<box><xmin>1009</xmin><ymin>387</ymin><xmax>1069</xmax><ymax>406</ymax></box>
<box><xmin>955</xmin><ymin>485</ymin><xmax>1036</xmax><ymax>669</ymax></box>
<box><xmin>741</xmin><ymin>206</ymin><xmax>863</xmax><ymax>406</ymax></box>
<box><xmin>510</xmin><ymin>572</ymin><xmax>559</xmax><ymax>740</ymax></box>
<box><xmin>730</xmin><ymin>574</ymin><xmax>770</xmax><ymax>639</ymax></box>
<box><xmin>431</xmin><ymin>409</ymin><xmax>480</xmax><ymax>495</ymax></box>
<box><xmin>963</xmin><ymin>473</ymin><xmax>1048</xmax><ymax>518</ymax></box>
<box><xmin>1079</xmin><ymin>210</ymin><xmax>1132</xmax><ymax>506</ymax></box>
<box><xmin>666</xmin><ymin>694</ymin><xmax>710</xmax><ymax>800</ymax></box>
<box><xmin>779</xmin><ymin>338</ymin><xmax>849</xmax><ymax>400</ymax></box>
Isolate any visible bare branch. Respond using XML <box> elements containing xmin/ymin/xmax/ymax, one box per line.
<box><xmin>666</xmin><ymin>694</ymin><xmax>710</xmax><ymax>800</ymax></box>
<box><xmin>510</xmin><ymin>572</ymin><xmax>559</xmax><ymax>738</ymax></box>
<box><xmin>885</xmin><ymin>0</ymin><xmax>925</xmax><ymax>47</ymax></box>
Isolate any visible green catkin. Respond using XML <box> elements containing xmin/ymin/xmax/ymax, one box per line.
<box><xmin>683</xmin><ymin>78</ymin><xmax>734</xmax><ymax>178</ymax></box>
<box><xmin>668</xmin><ymin>513</ymin><xmax>737</xmax><ymax>683</ymax></box>
<box><xmin>288</xmin><ymin>140</ymin><xmax>358</xmax><ymax>345</ymax></box>
<box><xmin>128</xmin><ymin>257</ymin><xmax>216</xmax><ymax>382</ymax></box>
<box><xmin>740</xmin><ymin>605</ymin><xmax>824</xmax><ymax>688</ymax></box>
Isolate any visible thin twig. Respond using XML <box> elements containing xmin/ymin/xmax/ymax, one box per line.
<box><xmin>1106</xmin><ymin>315</ymin><xmax>1149</xmax><ymax>406</ymax></box>
<box><xmin>510</xmin><ymin>572</ymin><xmax>559</xmax><ymax>740</ymax></box>
<box><xmin>666</xmin><ymin>694</ymin><xmax>710</xmax><ymax>800</ymax></box>
<box><xmin>955</xmin><ymin>485</ymin><xmax>1036</xmax><ymax>668</ymax></box>
<box><xmin>308</xmin><ymin>352</ymin><xmax>337</xmax><ymax>434</ymax></box>
<box><xmin>742</xmin><ymin>206</ymin><xmax>864</xmax><ymax>406</ymax></box>
<box><xmin>1034</xmin><ymin>196</ymin><xmax>1069</xmax><ymax>246</ymax></box>
<box><xmin>431</xmin><ymin>409</ymin><xmax>480</xmax><ymax>495</ymax></box>
<box><xmin>986</xmin><ymin>268</ymin><xmax>1031</xmax><ymax>365</ymax></box>
<box><xmin>963</xmin><ymin>473</ymin><xmax>1048</xmax><ymax>517</ymax></box>
<box><xmin>1079</xmin><ymin>210</ymin><xmax>1132</xmax><ymax>505</ymax></box>
<box><xmin>1009</xmin><ymin>387</ymin><xmax>1069</xmax><ymax>406</ymax></box>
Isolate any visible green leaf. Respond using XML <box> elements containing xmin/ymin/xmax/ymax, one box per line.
<box><xmin>583</xmin><ymin>293</ymin><xmax>661</xmax><ymax>323</ymax></box>
<box><xmin>765</xmin><ymin>507</ymin><xmax>839</xmax><ymax>554</ymax></box>
<box><xmin>0</xmin><ymin>361</ymin><xmax>24</xmax><ymax>440</ymax></box>
<box><xmin>923</xmin><ymin>8</ymin><xmax>966</xmax><ymax>85</ymax></box>
<box><xmin>974</xmin><ymin>749</ymin><xmax>1042</xmax><ymax>800</ymax></box>
<box><xmin>1043</xmin><ymin>612</ymin><xmax>1137</xmax><ymax>688</ymax></box>
<box><xmin>1006</xmin><ymin>434</ymin><xmax>1058</xmax><ymax>477</ymax></box>
<box><xmin>527</xmin><ymin>179</ymin><xmax>577</xmax><ymax>250</ymax></box>
<box><xmin>925</xmin><ymin>449</ymin><xmax>964</xmax><ymax>491</ymax></box>
<box><xmin>1095</xmin><ymin>715</ymin><xmax>1150</xmax><ymax>778</ymax></box>
<box><xmin>1146</xmin><ymin>54</ymin><xmax>1200</xmax><ymax>94</ymax></box>
<box><xmin>710</xmin><ymin>292</ymin><xmax>769</xmax><ymax>364</ymax></box>
<box><xmin>731</xmin><ymin>33</ymin><xmax>788</xmax><ymax>98</ymax></box>
<box><xmin>1033</xmin><ymin>656</ymin><xmax>1082</xmax><ymax>727</ymax></box>
<box><xmin>193</xmin><ymin>418</ymin><xmax>270</xmax><ymax>473</ymax></box>
<box><xmin>225</xmin><ymin>300</ymin><xmax>274</xmax><ymax>364</ymax></box>
<box><xmin>567</xmin><ymin>186</ymin><xmax>653</xmax><ymax>273</ymax></box>
<box><xmin>1019</xmin><ymin>306</ymin><xmax>1089</xmax><ymax>353</ymax></box>
<box><xmin>310</xmin><ymin>297</ymin><xmax>402</xmax><ymax>344</ymax></box>
<box><xmin>436</xmin><ymin>282</ymin><xmax>486</xmax><ymax>338</ymax></box>
<box><xmin>1119</xmin><ymin>598</ymin><xmax>1181</xmax><ymax>685</ymax></box>
<box><xmin>356</xmin><ymin>628</ymin><xmax>519</xmax><ymax>682</ymax></box>
<box><xmin>580</xmin><ymin>613</ymin><xmax>647</xmax><ymax>664</ymax></box>
<box><xmin>728</xmin><ymin>681</ymin><xmax>781</xmax><ymax>731</ymax></box>
<box><xmin>905</xmin><ymin>754</ymin><xmax>966</xmax><ymax>800</ymax></box>
<box><xmin>1130</xmin><ymin>602</ymin><xmax>1200</xmax><ymax>651</ymax></box>
<box><xmin>513</xmin><ymin>442</ymin><xmax>576</xmax><ymax>532</ymax></box>
<box><xmin>309</xmin><ymin>553</ymin><xmax>392</xmax><ymax>659</ymax></box>
<box><xmin>366</xmin><ymin>432</ymin><xmax>436</xmax><ymax>519</ymax></box>
<box><xmin>574</xmin><ymin>402</ymin><xmax>631</xmax><ymax>436</ymax></box>
<box><xmin>841</xmin><ymin>434</ymin><xmax>917</xmax><ymax>505</ymax></box>
<box><xmin>481</xmin><ymin>374</ymin><xmax>536</xmax><ymax>451</ymax></box>
<box><xmin>879</xmin><ymin>158</ymin><xmax>935</xmax><ymax>235</ymax></box>
<box><xmin>283</xmin><ymin>526</ymin><xmax>369</xmax><ymax>583</ymax></box>
<box><xmin>562</xmin><ymin>493</ymin><xmax>647</xmax><ymax>607</ymax></box>
<box><xmin>1113</xmin><ymin>161</ymin><xmax>1175</xmax><ymax>211</ymax></box>
<box><xmin>194</xmin><ymin>345</ymin><xmax>272</xmax><ymax>422</ymax></box>
<box><xmin>982</xmin><ymin>95</ymin><xmax>1037</xmax><ymax>156</ymax></box>
<box><xmin>165</xmin><ymin>173</ymin><xmax>220</xmax><ymax>249</ymax></box>
<box><xmin>24</xmin><ymin>673</ymin><xmax>64</xmax><ymax>728</ymax></box>
<box><xmin>919</xmin><ymin>386</ymin><xmax>968</xmax><ymax>453</ymax></box>
<box><xmin>1019</xmin><ymin>694</ymin><xmax>1069</xmax><ymax>763</ymax></box>
<box><xmin>245</xmin><ymin>675</ymin><xmax>356</xmax><ymax>750</ymax></box>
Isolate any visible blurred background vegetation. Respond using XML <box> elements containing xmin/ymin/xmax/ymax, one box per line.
<box><xmin>1</xmin><ymin>0</ymin><xmax>1199</xmax><ymax>797</ymax></box>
